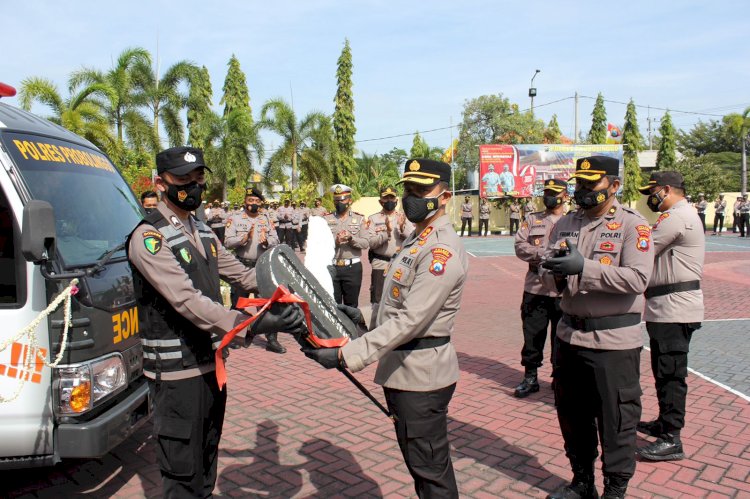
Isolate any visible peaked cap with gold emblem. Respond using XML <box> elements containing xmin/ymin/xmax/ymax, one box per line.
<box><xmin>569</xmin><ymin>156</ymin><xmax>619</xmax><ymax>181</ymax></box>
<box><xmin>542</xmin><ymin>178</ymin><xmax>568</xmax><ymax>193</ymax></box>
<box><xmin>397</xmin><ymin>158</ymin><xmax>451</xmax><ymax>186</ymax></box>
<box><xmin>330</xmin><ymin>184</ymin><xmax>353</xmax><ymax>197</ymax></box>
<box><xmin>380</xmin><ymin>185</ymin><xmax>398</xmax><ymax>197</ymax></box>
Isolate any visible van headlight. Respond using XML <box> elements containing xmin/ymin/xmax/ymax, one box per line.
<box><xmin>55</xmin><ymin>354</ymin><xmax>127</xmax><ymax>415</ymax></box>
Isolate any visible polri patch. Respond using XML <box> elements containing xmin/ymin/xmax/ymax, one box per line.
<box><xmin>637</xmin><ymin>235</ymin><xmax>650</xmax><ymax>252</ymax></box>
<box><xmin>606</xmin><ymin>222</ymin><xmax>622</xmax><ymax>230</ymax></box>
<box><xmin>654</xmin><ymin>212</ymin><xmax>670</xmax><ymax>228</ymax></box>
<box><xmin>393</xmin><ymin>268</ymin><xmax>403</xmax><ymax>281</ymax></box>
<box><xmin>599</xmin><ymin>255</ymin><xmax>613</xmax><ymax>265</ymax></box>
<box><xmin>391</xmin><ymin>286</ymin><xmax>400</xmax><ymax>299</ymax></box>
<box><xmin>179</xmin><ymin>247</ymin><xmax>192</xmax><ymax>263</ymax></box>
<box><xmin>142</xmin><ymin>231</ymin><xmax>162</xmax><ymax>255</ymax></box>
<box><xmin>599</xmin><ymin>241</ymin><xmax>615</xmax><ymax>251</ymax></box>
<box><xmin>429</xmin><ymin>247</ymin><xmax>453</xmax><ymax>276</ymax></box>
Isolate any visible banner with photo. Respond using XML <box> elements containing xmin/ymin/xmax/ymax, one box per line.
<box><xmin>479</xmin><ymin>144</ymin><xmax>623</xmax><ymax>198</ymax></box>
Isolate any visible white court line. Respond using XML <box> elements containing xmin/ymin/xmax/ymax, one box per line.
<box><xmin>702</xmin><ymin>318</ymin><xmax>750</xmax><ymax>322</ymax></box>
<box><xmin>643</xmin><ymin>345</ymin><xmax>750</xmax><ymax>403</ymax></box>
<box><xmin>705</xmin><ymin>241</ymin><xmax>750</xmax><ymax>249</ymax></box>
<box><xmin>467</xmin><ymin>251</ymin><xmax>477</xmax><ymax>257</ymax></box>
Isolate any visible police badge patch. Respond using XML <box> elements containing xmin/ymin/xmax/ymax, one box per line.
<box><xmin>142</xmin><ymin>231</ymin><xmax>162</xmax><ymax>255</ymax></box>
<box><xmin>179</xmin><ymin>247</ymin><xmax>192</xmax><ymax>263</ymax></box>
<box><xmin>429</xmin><ymin>247</ymin><xmax>452</xmax><ymax>276</ymax></box>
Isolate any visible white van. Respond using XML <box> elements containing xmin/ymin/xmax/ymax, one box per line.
<box><xmin>0</xmin><ymin>84</ymin><xmax>150</xmax><ymax>468</ymax></box>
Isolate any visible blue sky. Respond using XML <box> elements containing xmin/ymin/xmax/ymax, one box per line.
<box><xmin>2</xmin><ymin>0</ymin><xmax>748</xmax><ymax>158</ymax></box>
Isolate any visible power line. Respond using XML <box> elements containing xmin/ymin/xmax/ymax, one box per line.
<box><xmin>579</xmin><ymin>95</ymin><xmax>726</xmax><ymax>118</ymax></box>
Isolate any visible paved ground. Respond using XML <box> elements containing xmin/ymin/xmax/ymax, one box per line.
<box><xmin>3</xmin><ymin>233</ymin><xmax>750</xmax><ymax>498</ymax></box>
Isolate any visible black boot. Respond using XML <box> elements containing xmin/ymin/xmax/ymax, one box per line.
<box><xmin>601</xmin><ymin>475</ymin><xmax>628</xmax><ymax>498</ymax></box>
<box><xmin>514</xmin><ymin>369</ymin><xmax>540</xmax><ymax>398</ymax></box>
<box><xmin>636</xmin><ymin>419</ymin><xmax>662</xmax><ymax>438</ymax></box>
<box><xmin>265</xmin><ymin>333</ymin><xmax>286</xmax><ymax>354</ymax></box>
<box><xmin>547</xmin><ymin>474</ymin><xmax>599</xmax><ymax>499</ymax></box>
<box><xmin>637</xmin><ymin>432</ymin><xmax>685</xmax><ymax>461</ymax></box>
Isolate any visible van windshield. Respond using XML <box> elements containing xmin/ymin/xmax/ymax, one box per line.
<box><xmin>2</xmin><ymin>132</ymin><xmax>142</xmax><ymax>267</ymax></box>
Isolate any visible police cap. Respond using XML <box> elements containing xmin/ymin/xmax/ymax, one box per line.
<box><xmin>542</xmin><ymin>178</ymin><xmax>568</xmax><ymax>193</ymax></box>
<box><xmin>569</xmin><ymin>156</ymin><xmax>619</xmax><ymax>181</ymax></box>
<box><xmin>156</xmin><ymin>146</ymin><xmax>210</xmax><ymax>176</ymax></box>
<box><xmin>398</xmin><ymin>158</ymin><xmax>451</xmax><ymax>186</ymax></box>
<box><xmin>245</xmin><ymin>186</ymin><xmax>264</xmax><ymax>201</ymax></box>
<box><xmin>638</xmin><ymin>171</ymin><xmax>685</xmax><ymax>194</ymax></box>
<box><xmin>380</xmin><ymin>186</ymin><xmax>398</xmax><ymax>197</ymax></box>
<box><xmin>331</xmin><ymin>184</ymin><xmax>353</xmax><ymax>198</ymax></box>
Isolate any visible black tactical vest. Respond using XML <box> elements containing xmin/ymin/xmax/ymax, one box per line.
<box><xmin>126</xmin><ymin>210</ymin><xmax>223</xmax><ymax>377</ymax></box>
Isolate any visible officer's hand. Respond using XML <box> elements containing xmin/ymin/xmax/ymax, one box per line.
<box><xmin>336</xmin><ymin>303</ymin><xmax>367</xmax><ymax>330</ymax></box>
<box><xmin>541</xmin><ymin>238</ymin><xmax>584</xmax><ymax>275</ymax></box>
<box><xmin>251</xmin><ymin>304</ymin><xmax>305</xmax><ymax>335</ymax></box>
<box><xmin>301</xmin><ymin>346</ymin><xmax>342</xmax><ymax>369</ymax></box>
<box><xmin>385</xmin><ymin>215</ymin><xmax>392</xmax><ymax>232</ymax></box>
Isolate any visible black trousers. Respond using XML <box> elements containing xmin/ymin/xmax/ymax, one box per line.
<box><xmin>740</xmin><ymin>213</ymin><xmax>750</xmax><ymax>237</ymax></box>
<box><xmin>210</xmin><ymin>226</ymin><xmax>225</xmax><ymax>245</ymax></box>
<box><xmin>384</xmin><ymin>384</ymin><xmax>458</xmax><ymax>499</ymax></box>
<box><xmin>698</xmin><ymin>212</ymin><xmax>706</xmax><ymax>232</ymax></box>
<box><xmin>294</xmin><ymin>227</ymin><xmax>304</xmax><ymax>249</ymax></box>
<box><xmin>520</xmin><ymin>292</ymin><xmax>562</xmax><ymax>369</ymax></box>
<box><xmin>509</xmin><ymin>218</ymin><xmax>520</xmax><ymax>235</ymax></box>
<box><xmin>713</xmin><ymin>213</ymin><xmax>725</xmax><ymax>233</ymax></box>
<box><xmin>332</xmin><ymin>261</ymin><xmax>362</xmax><ymax>307</ymax></box>
<box><xmin>554</xmin><ymin>341</ymin><xmax>642</xmax><ymax>479</ymax></box>
<box><xmin>732</xmin><ymin>212</ymin><xmax>740</xmax><ymax>232</ymax></box>
<box><xmin>646</xmin><ymin>322</ymin><xmax>699</xmax><ymax>435</ymax></box>
<box><xmin>460</xmin><ymin>218</ymin><xmax>472</xmax><ymax>236</ymax></box>
<box><xmin>478</xmin><ymin>218</ymin><xmax>489</xmax><ymax>236</ymax></box>
<box><xmin>151</xmin><ymin>372</ymin><xmax>227</xmax><ymax>498</ymax></box>
<box><xmin>301</xmin><ymin>223</ymin><xmax>309</xmax><ymax>245</ymax></box>
<box><xmin>281</xmin><ymin>226</ymin><xmax>297</xmax><ymax>249</ymax></box>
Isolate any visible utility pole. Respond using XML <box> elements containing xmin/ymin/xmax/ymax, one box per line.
<box><xmin>574</xmin><ymin>92</ymin><xmax>579</xmax><ymax>144</ymax></box>
<box><xmin>529</xmin><ymin>69</ymin><xmax>540</xmax><ymax>115</ymax></box>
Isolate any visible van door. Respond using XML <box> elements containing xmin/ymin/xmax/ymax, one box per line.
<box><xmin>0</xmin><ymin>179</ymin><xmax>54</xmax><ymax>459</ymax></box>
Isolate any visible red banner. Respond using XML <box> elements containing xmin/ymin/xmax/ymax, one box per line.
<box><xmin>479</xmin><ymin>145</ymin><xmax>535</xmax><ymax>198</ymax></box>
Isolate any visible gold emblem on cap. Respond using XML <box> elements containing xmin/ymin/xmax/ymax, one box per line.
<box><xmin>581</xmin><ymin>159</ymin><xmax>591</xmax><ymax>170</ymax></box>
<box><xmin>409</xmin><ymin>160</ymin><xmax>421</xmax><ymax>172</ymax></box>
<box><xmin>547</xmin><ymin>180</ymin><xmax>554</xmax><ymax>186</ymax></box>
<box><xmin>334</xmin><ymin>185</ymin><xmax>343</xmax><ymax>194</ymax></box>
<box><xmin>178</xmin><ymin>190</ymin><xmax>188</xmax><ymax>202</ymax></box>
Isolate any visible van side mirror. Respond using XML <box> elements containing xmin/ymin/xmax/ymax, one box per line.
<box><xmin>22</xmin><ymin>200</ymin><xmax>56</xmax><ymax>263</ymax></box>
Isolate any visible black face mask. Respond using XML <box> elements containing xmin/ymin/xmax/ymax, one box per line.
<box><xmin>164</xmin><ymin>180</ymin><xmax>204</xmax><ymax>211</ymax></box>
<box><xmin>402</xmin><ymin>192</ymin><xmax>443</xmax><ymax>223</ymax></box>
<box><xmin>646</xmin><ymin>189</ymin><xmax>665</xmax><ymax>212</ymax></box>
<box><xmin>543</xmin><ymin>195</ymin><xmax>562</xmax><ymax>209</ymax></box>
<box><xmin>382</xmin><ymin>200</ymin><xmax>397</xmax><ymax>212</ymax></box>
<box><xmin>574</xmin><ymin>187</ymin><xmax>610</xmax><ymax>210</ymax></box>
<box><xmin>335</xmin><ymin>201</ymin><xmax>349</xmax><ymax>214</ymax></box>
<box><xmin>144</xmin><ymin>207</ymin><xmax>156</xmax><ymax>215</ymax></box>
<box><xmin>247</xmin><ymin>203</ymin><xmax>260</xmax><ymax>213</ymax></box>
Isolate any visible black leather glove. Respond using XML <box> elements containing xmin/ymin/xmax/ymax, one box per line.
<box><xmin>542</xmin><ymin>238</ymin><xmax>584</xmax><ymax>276</ymax></box>
<box><xmin>251</xmin><ymin>304</ymin><xmax>305</xmax><ymax>335</ymax></box>
<box><xmin>301</xmin><ymin>346</ymin><xmax>342</xmax><ymax>369</ymax></box>
<box><xmin>336</xmin><ymin>303</ymin><xmax>367</xmax><ymax>330</ymax></box>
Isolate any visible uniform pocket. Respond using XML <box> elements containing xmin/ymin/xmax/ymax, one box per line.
<box><xmin>617</xmin><ymin>385</ymin><xmax>642</xmax><ymax>432</ymax></box>
<box><xmin>405</xmin><ymin>421</ymin><xmax>440</xmax><ymax>467</ymax></box>
<box><xmin>155</xmin><ymin>416</ymin><xmax>194</xmax><ymax>477</ymax></box>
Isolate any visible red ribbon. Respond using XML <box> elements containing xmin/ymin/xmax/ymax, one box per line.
<box><xmin>214</xmin><ymin>285</ymin><xmax>349</xmax><ymax>390</ymax></box>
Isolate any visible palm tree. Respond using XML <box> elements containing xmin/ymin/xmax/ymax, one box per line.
<box><xmin>131</xmin><ymin>58</ymin><xmax>199</xmax><ymax>150</ymax></box>
<box><xmin>353</xmin><ymin>152</ymin><xmax>401</xmax><ymax>196</ymax></box>
<box><xmin>18</xmin><ymin>76</ymin><xmax>117</xmax><ymax>156</ymax></box>
<box><xmin>259</xmin><ymin>98</ymin><xmax>330</xmax><ymax>194</ymax></box>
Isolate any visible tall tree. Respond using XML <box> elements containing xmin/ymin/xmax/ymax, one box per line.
<box><xmin>544</xmin><ymin>114</ymin><xmax>562</xmax><ymax>143</ymax></box>
<box><xmin>18</xmin><ymin>76</ymin><xmax>117</xmax><ymax>157</ymax></box>
<box><xmin>410</xmin><ymin>132</ymin><xmax>443</xmax><ymax>159</ymax></box>
<box><xmin>621</xmin><ymin>99</ymin><xmax>644</xmax><ymax>203</ymax></box>
<box><xmin>333</xmin><ymin>38</ymin><xmax>357</xmax><ymax>185</ymax></box>
<box><xmin>655</xmin><ymin>111</ymin><xmax>676</xmax><ymax>171</ymax></box>
<box><xmin>187</xmin><ymin>65</ymin><xmax>214</xmax><ymax>150</ymax></box>
<box><xmin>260</xmin><ymin>98</ymin><xmax>329</xmax><ymax>194</ymax></box>
<box><xmin>588</xmin><ymin>93</ymin><xmax>607</xmax><ymax>144</ymax></box>
<box><xmin>220</xmin><ymin>55</ymin><xmax>250</xmax><ymax>117</ymax></box>
<box><xmin>724</xmin><ymin>107</ymin><xmax>750</xmax><ymax>195</ymax></box>
<box><xmin>131</xmin><ymin>58</ymin><xmax>198</xmax><ymax>149</ymax></box>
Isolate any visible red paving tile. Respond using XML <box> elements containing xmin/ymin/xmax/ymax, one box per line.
<box><xmin>2</xmin><ymin>246</ymin><xmax>749</xmax><ymax>498</ymax></box>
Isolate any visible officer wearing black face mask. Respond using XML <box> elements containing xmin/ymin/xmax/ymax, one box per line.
<box><xmin>366</xmin><ymin>186</ymin><xmax>414</xmax><ymax>320</ymax></box>
<box><xmin>141</xmin><ymin>190</ymin><xmax>159</xmax><ymax>215</ymax></box>
<box><xmin>539</xmin><ymin>156</ymin><xmax>654</xmax><ymax>499</ymax></box>
<box><xmin>324</xmin><ymin>184</ymin><xmax>369</xmax><ymax>307</ymax></box>
<box><xmin>126</xmin><ymin>147</ymin><xmax>304</xmax><ymax>497</ymax></box>
<box><xmin>512</xmin><ymin>179</ymin><xmax>568</xmax><ymax>398</ymax></box>
<box><xmin>224</xmin><ymin>187</ymin><xmax>285</xmax><ymax>353</ymax></box>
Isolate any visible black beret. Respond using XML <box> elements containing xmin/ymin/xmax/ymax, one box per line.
<box><xmin>397</xmin><ymin>158</ymin><xmax>451</xmax><ymax>186</ymax></box>
<box><xmin>245</xmin><ymin>187</ymin><xmax>264</xmax><ymax>201</ymax></box>
<box><xmin>156</xmin><ymin>146</ymin><xmax>210</xmax><ymax>175</ymax></box>
<box><xmin>638</xmin><ymin>171</ymin><xmax>685</xmax><ymax>194</ymax></box>
<box><xmin>570</xmin><ymin>156</ymin><xmax>619</xmax><ymax>181</ymax></box>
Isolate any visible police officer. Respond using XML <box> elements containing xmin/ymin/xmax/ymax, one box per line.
<box><xmin>713</xmin><ymin>194</ymin><xmax>726</xmax><ymax>235</ymax></box>
<box><xmin>460</xmin><ymin>195</ymin><xmax>473</xmax><ymax>236</ymax></box>
<box><xmin>289</xmin><ymin>201</ymin><xmax>302</xmax><ymax>250</ymax></box>
<box><xmin>540</xmin><ymin>156</ymin><xmax>654</xmax><ymax>499</ymax></box>
<box><xmin>126</xmin><ymin>146</ymin><xmax>303</xmax><ymax>498</ymax></box>
<box><xmin>636</xmin><ymin>171</ymin><xmax>704</xmax><ymax>462</ymax></box>
<box><xmin>732</xmin><ymin>196</ymin><xmax>742</xmax><ymax>233</ymax></box>
<box><xmin>739</xmin><ymin>195</ymin><xmax>750</xmax><ymax>237</ymax></box>
<box><xmin>325</xmin><ymin>184</ymin><xmax>369</xmax><ymax>307</ymax></box>
<box><xmin>523</xmin><ymin>197</ymin><xmax>535</xmax><ymax>221</ymax></box>
<box><xmin>512</xmin><ymin>179</ymin><xmax>567</xmax><ymax>398</ymax></box>
<box><xmin>224</xmin><ymin>187</ymin><xmax>286</xmax><ymax>354</ymax></box>
<box><xmin>299</xmin><ymin>200</ymin><xmax>311</xmax><ymax>248</ymax></box>
<box><xmin>207</xmin><ymin>199</ymin><xmax>227</xmax><ymax>243</ymax></box>
<box><xmin>695</xmin><ymin>193</ymin><xmax>707</xmax><ymax>232</ymax></box>
<box><xmin>304</xmin><ymin>158</ymin><xmax>468</xmax><ymax>499</ymax></box>
<box><xmin>267</xmin><ymin>201</ymin><xmax>279</xmax><ymax>231</ymax></box>
<box><xmin>141</xmin><ymin>191</ymin><xmax>159</xmax><ymax>214</ymax></box>
<box><xmin>366</xmin><ymin>186</ymin><xmax>414</xmax><ymax>321</ymax></box>
<box><xmin>277</xmin><ymin>199</ymin><xmax>293</xmax><ymax>246</ymax></box>
<box><xmin>310</xmin><ymin>197</ymin><xmax>327</xmax><ymax>217</ymax></box>
<box><xmin>478</xmin><ymin>198</ymin><xmax>491</xmax><ymax>236</ymax></box>
<box><xmin>509</xmin><ymin>199</ymin><xmax>521</xmax><ymax>235</ymax></box>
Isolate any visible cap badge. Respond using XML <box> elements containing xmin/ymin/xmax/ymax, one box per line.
<box><xmin>184</xmin><ymin>151</ymin><xmax>196</xmax><ymax>163</ymax></box>
<box><xmin>409</xmin><ymin>160</ymin><xmax>421</xmax><ymax>172</ymax></box>
<box><xmin>581</xmin><ymin>159</ymin><xmax>591</xmax><ymax>170</ymax></box>
<box><xmin>334</xmin><ymin>185</ymin><xmax>343</xmax><ymax>194</ymax></box>
<box><xmin>547</xmin><ymin>180</ymin><xmax>554</xmax><ymax>186</ymax></box>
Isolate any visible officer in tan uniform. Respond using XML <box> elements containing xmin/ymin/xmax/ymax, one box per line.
<box><xmin>636</xmin><ymin>171</ymin><xmax>704</xmax><ymax>462</ymax></box>
<box><xmin>512</xmin><ymin>178</ymin><xmax>567</xmax><ymax>398</ymax></box>
<box><xmin>207</xmin><ymin>199</ymin><xmax>227</xmax><ymax>243</ymax></box>
<box><xmin>310</xmin><ymin>198</ymin><xmax>327</xmax><ymax>217</ymax></box>
<box><xmin>713</xmin><ymin>194</ymin><xmax>726</xmax><ymax>235</ymax></box>
<box><xmin>324</xmin><ymin>184</ymin><xmax>369</xmax><ymax>307</ymax></box>
<box><xmin>224</xmin><ymin>187</ymin><xmax>286</xmax><ymax>354</ymax></box>
<box><xmin>509</xmin><ymin>199</ymin><xmax>521</xmax><ymax>234</ymax></box>
<box><xmin>299</xmin><ymin>200</ymin><xmax>311</xmax><ymax>248</ymax></box>
<box><xmin>460</xmin><ymin>195</ymin><xmax>473</xmax><ymax>236</ymax></box>
<box><xmin>126</xmin><ymin>146</ymin><xmax>303</xmax><ymax>498</ymax></box>
<box><xmin>277</xmin><ymin>199</ymin><xmax>294</xmax><ymax>248</ymax></box>
<box><xmin>694</xmin><ymin>193</ymin><xmax>707</xmax><ymax>232</ymax></box>
<box><xmin>304</xmin><ymin>158</ymin><xmax>468</xmax><ymax>498</ymax></box>
<box><xmin>478</xmin><ymin>198</ymin><xmax>491</xmax><ymax>236</ymax></box>
<box><xmin>539</xmin><ymin>156</ymin><xmax>654</xmax><ymax>499</ymax></box>
<box><xmin>366</xmin><ymin>186</ymin><xmax>414</xmax><ymax>321</ymax></box>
